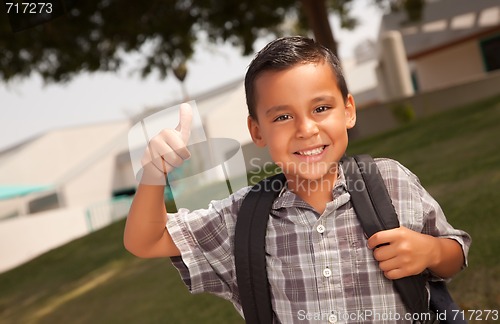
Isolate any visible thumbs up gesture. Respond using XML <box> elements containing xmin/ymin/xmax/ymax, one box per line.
<box><xmin>140</xmin><ymin>103</ymin><xmax>193</xmax><ymax>185</ymax></box>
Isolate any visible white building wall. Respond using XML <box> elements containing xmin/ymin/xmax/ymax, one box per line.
<box><xmin>415</xmin><ymin>40</ymin><xmax>486</xmax><ymax>91</ymax></box>
<box><xmin>62</xmin><ymin>153</ymin><xmax>116</xmax><ymax>207</ymax></box>
<box><xmin>112</xmin><ymin>156</ymin><xmax>136</xmax><ymax>192</ymax></box>
<box><xmin>202</xmin><ymin>83</ymin><xmax>251</xmax><ymax>145</ymax></box>
<box><xmin>378</xmin><ymin>31</ymin><xmax>415</xmax><ymax>101</ymax></box>
<box><xmin>0</xmin><ymin>206</ymin><xmax>88</xmax><ymax>273</ymax></box>
<box><xmin>60</xmin><ymin>134</ymin><xmax>130</xmax><ymax>207</ymax></box>
<box><xmin>0</xmin><ymin>121</ymin><xmax>130</xmax><ymax>186</ymax></box>
<box><xmin>0</xmin><ymin>196</ymin><xmax>28</xmax><ymax>218</ymax></box>
<box><xmin>0</xmin><ymin>195</ymin><xmax>132</xmax><ymax>274</ymax></box>
<box><xmin>0</xmin><ymin>121</ymin><xmax>131</xmax><ymax>216</ymax></box>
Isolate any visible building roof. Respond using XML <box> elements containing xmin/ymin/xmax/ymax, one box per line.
<box><xmin>0</xmin><ymin>120</ymin><xmax>130</xmax><ymax>188</ymax></box>
<box><xmin>0</xmin><ymin>185</ymin><xmax>53</xmax><ymax>200</ymax></box>
<box><xmin>380</xmin><ymin>0</ymin><xmax>500</xmax><ymax>58</ymax></box>
<box><xmin>132</xmin><ymin>78</ymin><xmax>244</xmax><ymax>124</ymax></box>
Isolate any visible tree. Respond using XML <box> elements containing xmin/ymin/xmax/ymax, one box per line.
<box><xmin>0</xmin><ymin>0</ymin><xmax>423</xmax><ymax>83</ymax></box>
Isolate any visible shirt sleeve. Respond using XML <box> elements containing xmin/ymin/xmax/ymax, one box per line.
<box><xmin>377</xmin><ymin>158</ymin><xmax>471</xmax><ymax>273</ymax></box>
<box><xmin>166</xmin><ymin>186</ymin><xmax>251</xmax><ymax>301</ymax></box>
<box><xmin>413</xmin><ymin>174</ymin><xmax>471</xmax><ymax>269</ymax></box>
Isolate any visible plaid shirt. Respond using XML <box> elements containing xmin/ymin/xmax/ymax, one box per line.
<box><xmin>167</xmin><ymin>158</ymin><xmax>471</xmax><ymax>323</ymax></box>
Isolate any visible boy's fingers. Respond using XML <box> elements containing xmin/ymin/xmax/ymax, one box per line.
<box><xmin>378</xmin><ymin>258</ymin><xmax>400</xmax><ymax>273</ymax></box>
<box><xmin>151</xmin><ymin>157</ymin><xmax>170</xmax><ymax>175</ymax></box>
<box><xmin>143</xmin><ymin>143</ymin><xmax>171</xmax><ymax>174</ymax></box>
<box><xmin>175</xmin><ymin>103</ymin><xmax>192</xmax><ymax>144</ymax></box>
<box><xmin>139</xmin><ymin>103</ymin><xmax>192</xmax><ymax>184</ymax></box>
<box><xmin>143</xmin><ymin>139</ymin><xmax>181</xmax><ymax>171</ymax></box>
<box><xmin>367</xmin><ymin>228</ymin><xmax>399</xmax><ymax>249</ymax></box>
<box><xmin>159</xmin><ymin>129</ymin><xmax>191</xmax><ymax>160</ymax></box>
<box><xmin>383</xmin><ymin>269</ymin><xmax>404</xmax><ymax>280</ymax></box>
<box><xmin>373</xmin><ymin>244</ymin><xmax>397</xmax><ymax>262</ymax></box>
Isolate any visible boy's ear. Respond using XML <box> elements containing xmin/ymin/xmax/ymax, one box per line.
<box><xmin>247</xmin><ymin>116</ymin><xmax>266</xmax><ymax>147</ymax></box>
<box><xmin>345</xmin><ymin>94</ymin><xmax>357</xmax><ymax>129</ymax></box>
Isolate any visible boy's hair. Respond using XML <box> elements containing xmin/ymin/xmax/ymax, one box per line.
<box><xmin>244</xmin><ymin>36</ymin><xmax>349</xmax><ymax>119</ymax></box>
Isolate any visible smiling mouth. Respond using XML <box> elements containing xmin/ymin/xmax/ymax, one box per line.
<box><xmin>294</xmin><ymin>145</ymin><xmax>327</xmax><ymax>156</ymax></box>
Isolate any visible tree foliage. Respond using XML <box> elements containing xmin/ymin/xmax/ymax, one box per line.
<box><xmin>0</xmin><ymin>0</ymin><xmax>423</xmax><ymax>83</ymax></box>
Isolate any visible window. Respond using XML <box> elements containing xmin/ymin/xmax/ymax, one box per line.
<box><xmin>480</xmin><ymin>34</ymin><xmax>500</xmax><ymax>72</ymax></box>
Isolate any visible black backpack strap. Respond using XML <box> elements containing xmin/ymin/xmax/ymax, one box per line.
<box><xmin>341</xmin><ymin>155</ymin><xmax>429</xmax><ymax>317</ymax></box>
<box><xmin>235</xmin><ymin>157</ymin><xmax>458</xmax><ymax>323</ymax></box>
<box><xmin>429</xmin><ymin>281</ymin><xmax>467</xmax><ymax>323</ymax></box>
<box><xmin>234</xmin><ymin>173</ymin><xmax>286</xmax><ymax>324</ymax></box>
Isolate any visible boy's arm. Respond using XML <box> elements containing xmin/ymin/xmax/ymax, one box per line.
<box><xmin>124</xmin><ymin>183</ymin><xmax>180</xmax><ymax>258</ymax></box>
<box><xmin>367</xmin><ymin>227</ymin><xmax>464</xmax><ymax>280</ymax></box>
<box><xmin>123</xmin><ymin>104</ymin><xmax>192</xmax><ymax>258</ymax></box>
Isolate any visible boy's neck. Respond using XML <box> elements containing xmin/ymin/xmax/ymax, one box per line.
<box><xmin>285</xmin><ymin>168</ymin><xmax>338</xmax><ymax>215</ymax></box>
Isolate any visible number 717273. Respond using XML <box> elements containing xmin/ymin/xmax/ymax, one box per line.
<box><xmin>452</xmin><ymin>309</ymin><xmax>499</xmax><ymax>321</ymax></box>
<box><xmin>5</xmin><ymin>2</ymin><xmax>53</xmax><ymax>14</ymax></box>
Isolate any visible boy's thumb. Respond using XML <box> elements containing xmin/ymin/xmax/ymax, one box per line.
<box><xmin>176</xmin><ymin>103</ymin><xmax>192</xmax><ymax>144</ymax></box>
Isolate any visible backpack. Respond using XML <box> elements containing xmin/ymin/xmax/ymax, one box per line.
<box><xmin>234</xmin><ymin>155</ymin><xmax>465</xmax><ymax>324</ymax></box>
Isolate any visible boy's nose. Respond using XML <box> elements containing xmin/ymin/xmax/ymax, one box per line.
<box><xmin>295</xmin><ymin>117</ymin><xmax>319</xmax><ymax>139</ymax></box>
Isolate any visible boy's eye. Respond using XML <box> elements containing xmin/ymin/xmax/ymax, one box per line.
<box><xmin>314</xmin><ymin>105</ymin><xmax>330</xmax><ymax>113</ymax></box>
<box><xmin>273</xmin><ymin>114</ymin><xmax>292</xmax><ymax>122</ymax></box>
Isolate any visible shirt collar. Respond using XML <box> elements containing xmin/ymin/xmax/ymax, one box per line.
<box><xmin>272</xmin><ymin>165</ymin><xmax>348</xmax><ymax>211</ymax></box>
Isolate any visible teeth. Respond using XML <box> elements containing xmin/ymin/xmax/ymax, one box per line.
<box><xmin>297</xmin><ymin>146</ymin><xmax>324</xmax><ymax>156</ymax></box>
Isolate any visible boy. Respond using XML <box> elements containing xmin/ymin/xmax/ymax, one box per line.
<box><xmin>124</xmin><ymin>36</ymin><xmax>471</xmax><ymax>323</ymax></box>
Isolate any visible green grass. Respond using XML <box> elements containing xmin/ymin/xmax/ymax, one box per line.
<box><xmin>0</xmin><ymin>95</ymin><xmax>499</xmax><ymax>323</ymax></box>
<box><xmin>0</xmin><ymin>218</ymin><xmax>244</xmax><ymax>324</ymax></box>
<box><xmin>347</xmin><ymin>95</ymin><xmax>500</xmax><ymax>315</ymax></box>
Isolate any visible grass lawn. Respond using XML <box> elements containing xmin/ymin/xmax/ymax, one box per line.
<box><xmin>348</xmin><ymin>97</ymin><xmax>500</xmax><ymax>318</ymax></box>
<box><xmin>346</xmin><ymin>95</ymin><xmax>500</xmax><ymax>317</ymax></box>
<box><xmin>0</xmin><ymin>95</ymin><xmax>498</xmax><ymax>323</ymax></box>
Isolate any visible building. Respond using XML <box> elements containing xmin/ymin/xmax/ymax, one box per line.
<box><xmin>379</xmin><ymin>0</ymin><xmax>500</xmax><ymax>93</ymax></box>
<box><xmin>0</xmin><ymin>121</ymin><xmax>131</xmax><ymax>219</ymax></box>
<box><xmin>2</xmin><ymin>0</ymin><xmax>499</xmax><ymax>272</ymax></box>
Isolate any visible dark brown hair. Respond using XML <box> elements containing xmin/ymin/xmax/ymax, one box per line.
<box><xmin>245</xmin><ymin>36</ymin><xmax>349</xmax><ymax>119</ymax></box>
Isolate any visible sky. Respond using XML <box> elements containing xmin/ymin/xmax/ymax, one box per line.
<box><xmin>0</xmin><ymin>1</ymin><xmax>383</xmax><ymax>151</ymax></box>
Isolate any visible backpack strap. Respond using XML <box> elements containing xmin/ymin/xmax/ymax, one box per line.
<box><xmin>234</xmin><ymin>173</ymin><xmax>286</xmax><ymax>324</ymax></box>
<box><xmin>234</xmin><ymin>156</ymin><xmax>441</xmax><ymax>323</ymax></box>
<box><xmin>341</xmin><ymin>155</ymin><xmax>429</xmax><ymax>316</ymax></box>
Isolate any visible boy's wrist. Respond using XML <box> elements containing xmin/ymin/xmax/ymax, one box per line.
<box><xmin>139</xmin><ymin>163</ymin><xmax>168</xmax><ymax>186</ymax></box>
<box><xmin>427</xmin><ymin>236</ymin><xmax>443</xmax><ymax>272</ymax></box>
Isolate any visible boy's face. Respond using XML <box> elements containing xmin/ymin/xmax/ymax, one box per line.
<box><xmin>248</xmin><ymin>61</ymin><xmax>356</xmax><ymax>183</ymax></box>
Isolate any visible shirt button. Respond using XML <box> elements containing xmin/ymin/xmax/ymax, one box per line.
<box><xmin>316</xmin><ymin>224</ymin><xmax>325</xmax><ymax>234</ymax></box>
<box><xmin>328</xmin><ymin>313</ymin><xmax>337</xmax><ymax>323</ymax></box>
<box><xmin>323</xmin><ymin>268</ymin><xmax>332</xmax><ymax>277</ymax></box>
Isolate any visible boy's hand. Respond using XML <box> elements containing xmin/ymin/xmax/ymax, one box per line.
<box><xmin>367</xmin><ymin>226</ymin><xmax>438</xmax><ymax>280</ymax></box>
<box><xmin>140</xmin><ymin>103</ymin><xmax>192</xmax><ymax>185</ymax></box>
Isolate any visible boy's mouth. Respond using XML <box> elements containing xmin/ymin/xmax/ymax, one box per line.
<box><xmin>294</xmin><ymin>145</ymin><xmax>327</xmax><ymax>156</ymax></box>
